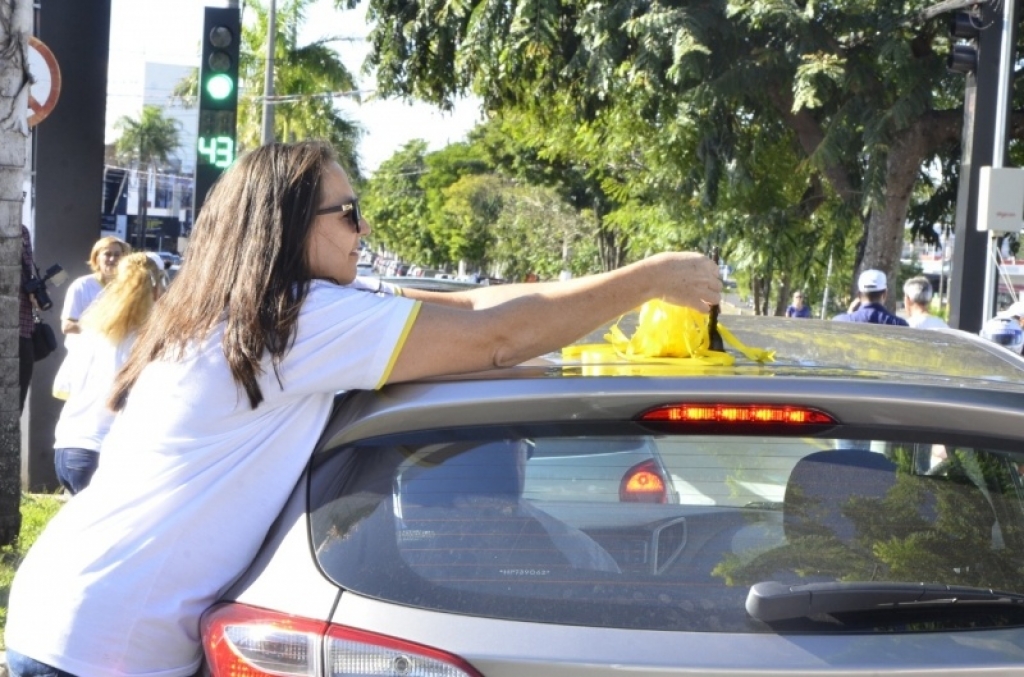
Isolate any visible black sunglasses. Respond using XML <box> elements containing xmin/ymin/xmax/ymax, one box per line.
<box><xmin>316</xmin><ymin>199</ymin><xmax>362</xmax><ymax>234</ymax></box>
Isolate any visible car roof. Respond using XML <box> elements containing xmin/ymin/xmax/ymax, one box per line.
<box><xmin>440</xmin><ymin>314</ymin><xmax>1024</xmax><ymax>386</ymax></box>
<box><xmin>314</xmin><ymin>313</ymin><xmax>1024</xmax><ymax>450</ymax></box>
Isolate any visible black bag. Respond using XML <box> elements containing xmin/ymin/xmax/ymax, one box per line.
<box><xmin>31</xmin><ymin>317</ymin><xmax>57</xmax><ymax>362</ymax></box>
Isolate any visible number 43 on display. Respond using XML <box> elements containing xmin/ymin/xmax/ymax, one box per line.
<box><xmin>198</xmin><ymin>136</ymin><xmax>235</xmax><ymax>169</ymax></box>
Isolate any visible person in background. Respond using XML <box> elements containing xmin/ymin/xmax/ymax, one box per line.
<box><xmin>980</xmin><ymin>314</ymin><xmax>1024</xmax><ymax>355</ymax></box>
<box><xmin>4</xmin><ymin>140</ymin><xmax>721</xmax><ymax>677</ymax></box>
<box><xmin>19</xmin><ymin>225</ymin><xmax>37</xmax><ymax>412</ymax></box>
<box><xmin>999</xmin><ymin>301</ymin><xmax>1024</xmax><ymax>331</ymax></box>
<box><xmin>832</xmin><ymin>269</ymin><xmax>908</xmax><ymax>326</ymax></box>
<box><xmin>992</xmin><ymin>301</ymin><xmax>1024</xmax><ymax>356</ymax></box>
<box><xmin>51</xmin><ymin>253</ymin><xmax>167</xmax><ymax>494</ymax></box>
<box><xmin>60</xmin><ymin>236</ymin><xmax>132</xmax><ymax>335</ymax></box>
<box><xmin>902</xmin><ymin>276</ymin><xmax>948</xmax><ymax>330</ymax></box>
<box><xmin>785</xmin><ymin>290</ymin><xmax>811</xmax><ymax>318</ymax></box>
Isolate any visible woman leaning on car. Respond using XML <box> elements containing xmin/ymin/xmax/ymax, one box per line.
<box><xmin>3</xmin><ymin>139</ymin><xmax>722</xmax><ymax>677</ymax></box>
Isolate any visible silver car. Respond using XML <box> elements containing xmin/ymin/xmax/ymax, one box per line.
<box><xmin>200</xmin><ymin>316</ymin><xmax>1024</xmax><ymax>676</ymax></box>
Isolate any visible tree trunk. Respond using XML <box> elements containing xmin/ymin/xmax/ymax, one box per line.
<box><xmin>0</xmin><ymin>0</ymin><xmax>34</xmax><ymax>544</ymax></box>
<box><xmin>857</xmin><ymin>115</ymin><xmax>958</xmax><ymax>308</ymax></box>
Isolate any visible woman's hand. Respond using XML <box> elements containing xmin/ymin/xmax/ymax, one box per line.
<box><xmin>643</xmin><ymin>252</ymin><xmax>723</xmax><ymax>311</ymax></box>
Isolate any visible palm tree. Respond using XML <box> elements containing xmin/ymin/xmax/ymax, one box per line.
<box><xmin>114</xmin><ymin>105</ymin><xmax>182</xmax><ymax>250</ymax></box>
<box><xmin>243</xmin><ymin>0</ymin><xmax>365</xmax><ymax>177</ymax></box>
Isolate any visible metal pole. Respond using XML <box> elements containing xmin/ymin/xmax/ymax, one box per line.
<box><xmin>981</xmin><ymin>0</ymin><xmax>1018</xmax><ymax>321</ymax></box>
<box><xmin>947</xmin><ymin>0</ymin><xmax>1014</xmax><ymax>332</ymax></box>
<box><xmin>261</xmin><ymin>0</ymin><xmax>277</xmax><ymax>144</ymax></box>
<box><xmin>820</xmin><ymin>245</ymin><xmax>833</xmax><ymax>320</ymax></box>
<box><xmin>992</xmin><ymin>0</ymin><xmax>1016</xmax><ymax>169</ymax></box>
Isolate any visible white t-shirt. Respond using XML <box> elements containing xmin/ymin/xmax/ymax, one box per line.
<box><xmin>908</xmin><ymin>314</ymin><xmax>948</xmax><ymax>330</ymax></box>
<box><xmin>61</xmin><ymin>274</ymin><xmax>104</xmax><ymax>322</ymax></box>
<box><xmin>6</xmin><ymin>282</ymin><xmax>420</xmax><ymax>677</ymax></box>
<box><xmin>52</xmin><ymin>331</ymin><xmax>135</xmax><ymax>451</ymax></box>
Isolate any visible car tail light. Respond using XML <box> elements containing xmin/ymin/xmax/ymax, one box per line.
<box><xmin>326</xmin><ymin>625</ymin><xmax>482</xmax><ymax>677</ymax></box>
<box><xmin>620</xmin><ymin>459</ymin><xmax>668</xmax><ymax>503</ymax></box>
<box><xmin>203</xmin><ymin>603</ymin><xmax>483</xmax><ymax>677</ymax></box>
<box><xmin>638</xmin><ymin>404</ymin><xmax>836</xmax><ymax>425</ymax></box>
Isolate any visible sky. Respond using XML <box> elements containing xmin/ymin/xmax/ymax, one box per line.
<box><xmin>105</xmin><ymin>0</ymin><xmax>483</xmax><ymax>174</ymax></box>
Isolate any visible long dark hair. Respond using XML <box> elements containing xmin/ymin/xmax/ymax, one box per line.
<box><xmin>110</xmin><ymin>140</ymin><xmax>336</xmax><ymax>410</ymax></box>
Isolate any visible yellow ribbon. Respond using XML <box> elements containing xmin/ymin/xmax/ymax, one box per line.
<box><xmin>563</xmin><ymin>300</ymin><xmax>775</xmax><ymax>368</ymax></box>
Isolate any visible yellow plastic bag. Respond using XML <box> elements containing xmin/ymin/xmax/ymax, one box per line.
<box><xmin>563</xmin><ymin>300</ymin><xmax>774</xmax><ymax>367</ymax></box>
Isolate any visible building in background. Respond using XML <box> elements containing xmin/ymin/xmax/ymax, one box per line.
<box><xmin>102</xmin><ymin>62</ymin><xmax>196</xmax><ymax>254</ymax></box>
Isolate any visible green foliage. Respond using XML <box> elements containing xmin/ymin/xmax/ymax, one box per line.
<box><xmin>351</xmin><ymin>0</ymin><xmax>971</xmax><ymax>308</ymax></box>
<box><xmin>240</xmin><ymin>0</ymin><xmax>364</xmax><ymax>175</ymax></box>
<box><xmin>714</xmin><ymin>449</ymin><xmax>1024</xmax><ymax>594</ymax></box>
<box><xmin>439</xmin><ymin>174</ymin><xmax>504</xmax><ymax>266</ymax></box>
<box><xmin>114</xmin><ymin>105</ymin><xmax>182</xmax><ymax>169</ymax></box>
<box><xmin>114</xmin><ymin>105</ymin><xmax>184</xmax><ymax>247</ymax></box>
<box><xmin>488</xmin><ymin>180</ymin><xmax>600</xmax><ymax>279</ymax></box>
<box><xmin>363</xmin><ymin>134</ymin><xmax>601</xmax><ymax>279</ymax></box>
<box><xmin>361</xmin><ymin>141</ymin><xmax>432</xmax><ymax>264</ymax></box>
<box><xmin>0</xmin><ymin>494</ymin><xmax>65</xmax><ymax>647</ymax></box>
<box><xmin>793</xmin><ymin>53</ymin><xmax>847</xmax><ymax>112</ymax></box>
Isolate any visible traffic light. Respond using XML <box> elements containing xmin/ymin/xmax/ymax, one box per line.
<box><xmin>948</xmin><ymin>8</ymin><xmax>981</xmax><ymax>74</ymax></box>
<box><xmin>194</xmin><ymin>6</ymin><xmax>241</xmax><ymax>219</ymax></box>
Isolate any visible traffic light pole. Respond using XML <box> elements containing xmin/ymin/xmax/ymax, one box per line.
<box><xmin>262</xmin><ymin>0</ymin><xmax>277</xmax><ymax>144</ymax></box>
<box><xmin>193</xmin><ymin>6</ymin><xmax>241</xmax><ymax>220</ymax></box>
<box><xmin>948</xmin><ymin>0</ymin><xmax>1019</xmax><ymax>332</ymax></box>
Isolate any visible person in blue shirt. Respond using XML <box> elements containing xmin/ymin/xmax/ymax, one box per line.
<box><xmin>785</xmin><ymin>291</ymin><xmax>812</xmax><ymax>318</ymax></box>
<box><xmin>833</xmin><ymin>269</ymin><xmax>909</xmax><ymax>326</ymax></box>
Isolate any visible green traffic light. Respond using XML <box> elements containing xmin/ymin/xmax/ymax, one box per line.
<box><xmin>206</xmin><ymin>73</ymin><xmax>234</xmax><ymax>101</ymax></box>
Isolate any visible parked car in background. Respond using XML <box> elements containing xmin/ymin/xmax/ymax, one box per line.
<box><xmin>153</xmin><ymin>251</ymin><xmax>181</xmax><ymax>268</ymax></box>
<box><xmin>201</xmin><ymin>315</ymin><xmax>1024</xmax><ymax>677</ymax></box>
<box><xmin>382</xmin><ymin>260</ymin><xmax>410</xmax><ymax>277</ymax></box>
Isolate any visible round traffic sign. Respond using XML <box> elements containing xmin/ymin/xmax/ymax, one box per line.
<box><xmin>27</xmin><ymin>36</ymin><xmax>61</xmax><ymax>127</ymax></box>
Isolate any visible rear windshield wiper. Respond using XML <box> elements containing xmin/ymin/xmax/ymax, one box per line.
<box><xmin>747</xmin><ymin>581</ymin><xmax>1024</xmax><ymax>622</ymax></box>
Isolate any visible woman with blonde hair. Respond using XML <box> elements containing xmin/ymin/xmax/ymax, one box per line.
<box><xmin>60</xmin><ymin>235</ymin><xmax>132</xmax><ymax>335</ymax></box>
<box><xmin>51</xmin><ymin>253</ymin><xmax>167</xmax><ymax>494</ymax></box>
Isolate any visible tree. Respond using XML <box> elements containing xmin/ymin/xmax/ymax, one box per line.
<box><xmin>0</xmin><ymin>0</ymin><xmax>34</xmax><ymax>544</ymax></box>
<box><xmin>114</xmin><ymin>106</ymin><xmax>182</xmax><ymax>251</ymax></box>
<box><xmin>361</xmin><ymin>140</ymin><xmax>432</xmax><ymax>264</ymax></box>
<box><xmin>438</xmin><ymin>174</ymin><xmax>503</xmax><ymax>271</ymax></box>
<box><xmin>353</xmin><ymin>0</ymin><xmax>967</xmax><ymax>304</ymax></box>
<box><xmin>243</xmin><ymin>0</ymin><xmax>365</xmax><ymax>176</ymax></box>
<box><xmin>468</xmin><ymin>112</ymin><xmax>634</xmax><ymax>273</ymax></box>
<box><xmin>489</xmin><ymin>181</ymin><xmax>599</xmax><ymax>280</ymax></box>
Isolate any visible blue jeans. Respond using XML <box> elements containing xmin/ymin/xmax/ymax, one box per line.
<box><xmin>6</xmin><ymin>650</ymin><xmax>79</xmax><ymax>677</ymax></box>
<box><xmin>53</xmin><ymin>448</ymin><xmax>99</xmax><ymax>495</ymax></box>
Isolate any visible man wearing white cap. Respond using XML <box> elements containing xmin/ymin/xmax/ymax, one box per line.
<box><xmin>833</xmin><ymin>269</ymin><xmax>909</xmax><ymax>326</ymax></box>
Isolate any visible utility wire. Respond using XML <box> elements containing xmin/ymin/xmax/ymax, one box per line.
<box><xmin>252</xmin><ymin>88</ymin><xmax>374</xmax><ymax>104</ymax></box>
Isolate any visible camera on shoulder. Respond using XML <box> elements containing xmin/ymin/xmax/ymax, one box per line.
<box><xmin>24</xmin><ymin>263</ymin><xmax>67</xmax><ymax>311</ymax></box>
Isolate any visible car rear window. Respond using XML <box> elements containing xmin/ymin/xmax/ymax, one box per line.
<box><xmin>309</xmin><ymin>433</ymin><xmax>1024</xmax><ymax>632</ymax></box>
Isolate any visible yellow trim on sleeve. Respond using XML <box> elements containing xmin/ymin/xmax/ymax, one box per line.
<box><xmin>375</xmin><ymin>300</ymin><xmax>422</xmax><ymax>389</ymax></box>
